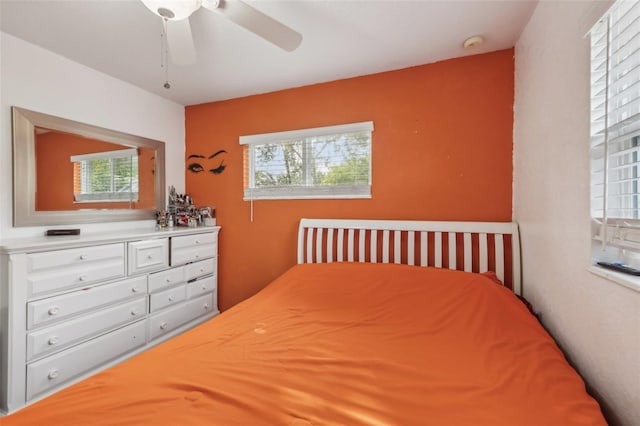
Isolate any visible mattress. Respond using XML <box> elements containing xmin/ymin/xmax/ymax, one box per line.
<box><xmin>1</xmin><ymin>263</ymin><xmax>606</xmax><ymax>425</ymax></box>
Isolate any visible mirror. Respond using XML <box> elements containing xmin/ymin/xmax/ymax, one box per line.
<box><xmin>12</xmin><ymin>107</ymin><xmax>165</xmax><ymax>227</ymax></box>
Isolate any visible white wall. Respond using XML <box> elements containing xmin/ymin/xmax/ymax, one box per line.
<box><xmin>0</xmin><ymin>32</ymin><xmax>185</xmax><ymax>240</ymax></box>
<box><xmin>514</xmin><ymin>1</ymin><xmax>639</xmax><ymax>425</ymax></box>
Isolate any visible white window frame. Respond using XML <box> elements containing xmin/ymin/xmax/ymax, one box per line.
<box><xmin>240</xmin><ymin>121</ymin><xmax>373</xmax><ymax>201</ymax></box>
<box><xmin>71</xmin><ymin>148</ymin><xmax>139</xmax><ymax>203</ymax></box>
<box><xmin>589</xmin><ymin>0</ymin><xmax>640</xmax><ymax>288</ymax></box>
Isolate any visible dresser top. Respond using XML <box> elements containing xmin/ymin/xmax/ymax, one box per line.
<box><xmin>0</xmin><ymin>226</ymin><xmax>220</xmax><ymax>254</ymax></box>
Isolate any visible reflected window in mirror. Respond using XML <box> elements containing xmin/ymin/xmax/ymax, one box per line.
<box><xmin>34</xmin><ymin>128</ymin><xmax>157</xmax><ymax>211</ymax></box>
<box><xmin>71</xmin><ymin>148</ymin><xmax>139</xmax><ymax>204</ymax></box>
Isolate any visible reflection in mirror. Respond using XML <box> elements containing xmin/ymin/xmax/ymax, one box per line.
<box><xmin>12</xmin><ymin>107</ymin><xmax>165</xmax><ymax>227</ymax></box>
<box><xmin>34</xmin><ymin>128</ymin><xmax>155</xmax><ymax>211</ymax></box>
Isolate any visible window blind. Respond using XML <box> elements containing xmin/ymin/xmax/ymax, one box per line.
<box><xmin>71</xmin><ymin>149</ymin><xmax>139</xmax><ymax>202</ymax></box>
<box><xmin>591</xmin><ymin>1</ymin><xmax>640</xmax><ymax>224</ymax></box>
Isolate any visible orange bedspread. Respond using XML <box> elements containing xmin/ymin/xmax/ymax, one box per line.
<box><xmin>2</xmin><ymin>263</ymin><xmax>606</xmax><ymax>425</ymax></box>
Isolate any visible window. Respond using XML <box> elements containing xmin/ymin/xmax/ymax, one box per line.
<box><xmin>240</xmin><ymin>121</ymin><xmax>373</xmax><ymax>200</ymax></box>
<box><xmin>590</xmin><ymin>1</ymin><xmax>640</xmax><ymax>261</ymax></box>
<box><xmin>71</xmin><ymin>148</ymin><xmax>139</xmax><ymax>203</ymax></box>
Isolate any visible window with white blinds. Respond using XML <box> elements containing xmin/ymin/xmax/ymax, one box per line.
<box><xmin>240</xmin><ymin>122</ymin><xmax>373</xmax><ymax>200</ymax></box>
<box><xmin>71</xmin><ymin>149</ymin><xmax>139</xmax><ymax>203</ymax></box>
<box><xmin>590</xmin><ymin>1</ymin><xmax>640</xmax><ymax>249</ymax></box>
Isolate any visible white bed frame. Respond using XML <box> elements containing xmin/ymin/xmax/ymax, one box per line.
<box><xmin>297</xmin><ymin>219</ymin><xmax>522</xmax><ymax>295</ymax></box>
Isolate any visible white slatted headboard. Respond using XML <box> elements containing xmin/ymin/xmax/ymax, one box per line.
<box><xmin>297</xmin><ymin>219</ymin><xmax>522</xmax><ymax>295</ymax></box>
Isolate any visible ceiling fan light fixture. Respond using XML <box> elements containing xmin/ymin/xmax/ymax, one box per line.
<box><xmin>141</xmin><ymin>0</ymin><xmax>202</xmax><ymax>20</ymax></box>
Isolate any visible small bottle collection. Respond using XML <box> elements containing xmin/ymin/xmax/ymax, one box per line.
<box><xmin>156</xmin><ymin>185</ymin><xmax>216</xmax><ymax>228</ymax></box>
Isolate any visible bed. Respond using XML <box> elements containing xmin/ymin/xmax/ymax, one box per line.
<box><xmin>0</xmin><ymin>219</ymin><xmax>606</xmax><ymax>425</ymax></box>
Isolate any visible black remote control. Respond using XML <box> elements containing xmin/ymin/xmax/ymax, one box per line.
<box><xmin>46</xmin><ymin>229</ymin><xmax>81</xmax><ymax>236</ymax></box>
<box><xmin>596</xmin><ymin>261</ymin><xmax>640</xmax><ymax>276</ymax></box>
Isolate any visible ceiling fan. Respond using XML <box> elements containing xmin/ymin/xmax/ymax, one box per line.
<box><xmin>140</xmin><ymin>0</ymin><xmax>302</xmax><ymax>65</ymax></box>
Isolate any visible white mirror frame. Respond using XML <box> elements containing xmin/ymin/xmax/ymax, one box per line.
<box><xmin>12</xmin><ymin>106</ymin><xmax>166</xmax><ymax>227</ymax></box>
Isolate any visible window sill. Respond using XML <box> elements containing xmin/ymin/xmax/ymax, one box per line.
<box><xmin>243</xmin><ymin>194</ymin><xmax>372</xmax><ymax>201</ymax></box>
<box><xmin>243</xmin><ymin>184</ymin><xmax>371</xmax><ymax>201</ymax></box>
<box><xmin>74</xmin><ymin>200</ymin><xmax>139</xmax><ymax>204</ymax></box>
<box><xmin>588</xmin><ymin>265</ymin><xmax>640</xmax><ymax>293</ymax></box>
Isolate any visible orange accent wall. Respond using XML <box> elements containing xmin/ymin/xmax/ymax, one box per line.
<box><xmin>35</xmin><ymin>132</ymin><xmax>155</xmax><ymax>211</ymax></box>
<box><xmin>186</xmin><ymin>49</ymin><xmax>515</xmax><ymax>311</ymax></box>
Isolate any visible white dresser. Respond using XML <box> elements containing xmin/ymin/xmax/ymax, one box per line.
<box><xmin>0</xmin><ymin>226</ymin><xmax>220</xmax><ymax>414</ymax></box>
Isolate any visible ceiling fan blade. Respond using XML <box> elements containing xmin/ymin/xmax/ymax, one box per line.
<box><xmin>166</xmin><ymin>19</ymin><xmax>197</xmax><ymax>65</ymax></box>
<box><xmin>202</xmin><ymin>0</ymin><xmax>302</xmax><ymax>52</ymax></box>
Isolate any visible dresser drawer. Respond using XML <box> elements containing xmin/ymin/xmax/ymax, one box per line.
<box><xmin>27</xmin><ymin>276</ymin><xmax>147</xmax><ymax>329</ymax></box>
<box><xmin>170</xmin><ymin>233</ymin><xmax>217</xmax><ymax>266</ymax></box>
<box><xmin>28</xmin><ymin>261</ymin><xmax>126</xmax><ymax>298</ymax></box>
<box><xmin>27</xmin><ymin>297</ymin><xmax>147</xmax><ymax>362</ymax></box>
<box><xmin>186</xmin><ymin>276</ymin><xmax>216</xmax><ymax>299</ymax></box>
<box><xmin>26</xmin><ymin>320</ymin><xmax>146</xmax><ymax>401</ymax></box>
<box><xmin>149</xmin><ymin>284</ymin><xmax>186</xmax><ymax>313</ymax></box>
<box><xmin>171</xmin><ymin>232</ymin><xmax>217</xmax><ymax>250</ymax></box>
<box><xmin>27</xmin><ymin>244</ymin><xmax>125</xmax><ymax>297</ymax></box>
<box><xmin>148</xmin><ymin>302</ymin><xmax>191</xmax><ymax>340</ymax></box>
<box><xmin>185</xmin><ymin>258</ymin><xmax>216</xmax><ymax>281</ymax></box>
<box><xmin>148</xmin><ymin>293</ymin><xmax>214</xmax><ymax>341</ymax></box>
<box><xmin>185</xmin><ymin>292</ymin><xmax>216</xmax><ymax>320</ymax></box>
<box><xmin>148</xmin><ymin>266</ymin><xmax>185</xmax><ymax>293</ymax></box>
<box><xmin>27</xmin><ymin>251</ymin><xmax>124</xmax><ymax>298</ymax></box>
<box><xmin>127</xmin><ymin>238</ymin><xmax>169</xmax><ymax>275</ymax></box>
<box><xmin>27</xmin><ymin>243</ymin><xmax>124</xmax><ymax>273</ymax></box>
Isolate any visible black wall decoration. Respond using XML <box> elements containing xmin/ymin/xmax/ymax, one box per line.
<box><xmin>187</xmin><ymin>150</ymin><xmax>227</xmax><ymax>175</ymax></box>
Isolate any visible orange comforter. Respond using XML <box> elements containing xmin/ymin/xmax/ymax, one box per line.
<box><xmin>2</xmin><ymin>263</ymin><xmax>606</xmax><ymax>425</ymax></box>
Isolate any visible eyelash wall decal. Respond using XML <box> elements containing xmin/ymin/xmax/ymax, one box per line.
<box><xmin>209</xmin><ymin>161</ymin><xmax>226</xmax><ymax>175</ymax></box>
<box><xmin>188</xmin><ymin>163</ymin><xmax>205</xmax><ymax>173</ymax></box>
<box><xmin>186</xmin><ymin>150</ymin><xmax>228</xmax><ymax>175</ymax></box>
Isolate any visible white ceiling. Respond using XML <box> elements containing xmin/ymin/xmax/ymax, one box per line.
<box><xmin>0</xmin><ymin>0</ymin><xmax>537</xmax><ymax>106</ymax></box>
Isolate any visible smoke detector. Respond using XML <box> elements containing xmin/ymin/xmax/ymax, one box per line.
<box><xmin>463</xmin><ymin>35</ymin><xmax>484</xmax><ymax>49</ymax></box>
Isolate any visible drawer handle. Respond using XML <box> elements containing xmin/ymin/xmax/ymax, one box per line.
<box><xmin>131</xmin><ymin>286</ymin><xmax>138</xmax><ymax>293</ymax></box>
<box><xmin>160</xmin><ymin>322</ymin><xmax>168</xmax><ymax>330</ymax></box>
<box><xmin>48</xmin><ymin>369</ymin><xmax>60</xmax><ymax>380</ymax></box>
<box><xmin>147</xmin><ymin>255</ymin><xmax>154</xmax><ymax>260</ymax></box>
<box><xmin>130</xmin><ymin>309</ymin><xmax>139</xmax><ymax>316</ymax></box>
<box><xmin>201</xmin><ymin>285</ymin><xmax>207</xmax><ymax>290</ymax></box>
<box><xmin>195</xmin><ymin>254</ymin><xmax>200</xmax><ymax>259</ymax></box>
<box><xmin>48</xmin><ymin>336</ymin><xmax>59</xmax><ymax>346</ymax></box>
<box><xmin>204</xmin><ymin>303</ymin><xmax>210</xmax><ymax>310</ymax></box>
<box><xmin>79</xmin><ymin>254</ymin><xmax>88</xmax><ymax>260</ymax></box>
<box><xmin>200</xmin><ymin>268</ymin><xmax>205</xmax><ymax>273</ymax></box>
<box><xmin>168</xmin><ymin>295</ymin><xmax>174</xmax><ymax>302</ymax></box>
<box><xmin>195</xmin><ymin>240</ymin><xmax>200</xmax><ymax>244</ymax></box>
<box><xmin>48</xmin><ymin>306</ymin><xmax>60</xmax><ymax>316</ymax></box>
<box><xmin>165</xmin><ymin>278</ymin><xmax>171</xmax><ymax>283</ymax></box>
<box><xmin>78</xmin><ymin>275</ymin><xmax>87</xmax><ymax>282</ymax></box>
